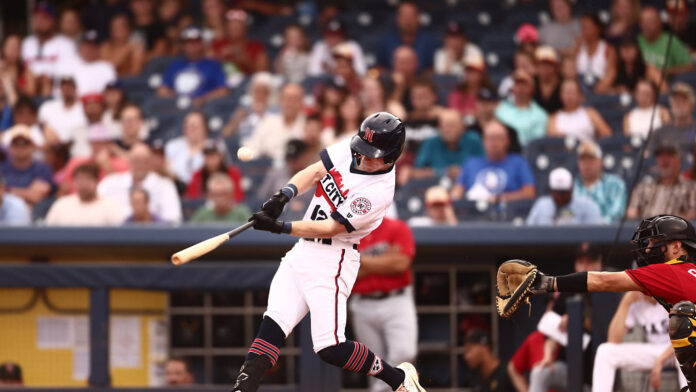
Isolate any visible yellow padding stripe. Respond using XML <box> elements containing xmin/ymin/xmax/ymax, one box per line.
<box><xmin>672</xmin><ymin>337</ymin><xmax>692</xmax><ymax>348</ymax></box>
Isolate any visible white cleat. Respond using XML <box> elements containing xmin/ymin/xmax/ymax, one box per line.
<box><xmin>395</xmin><ymin>362</ymin><xmax>426</xmax><ymax>392</ymax></box>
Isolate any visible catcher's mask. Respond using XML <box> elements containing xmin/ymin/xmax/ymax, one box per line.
<box><xmin>632</xmin><ymin>215</ymin><xmax>696</xmax><ymax>267</ymax></box>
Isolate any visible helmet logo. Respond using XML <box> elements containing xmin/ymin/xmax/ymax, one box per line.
<box><xmin>363</xmin><ymin>127</ymin><xmax>375</xmax><ymax>143</ymax></box>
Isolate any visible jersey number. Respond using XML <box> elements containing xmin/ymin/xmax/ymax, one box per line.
<box><xmin>311</xmin><ymin>205</ymin><xmax>328</xmax><ymax>221</ymax></box>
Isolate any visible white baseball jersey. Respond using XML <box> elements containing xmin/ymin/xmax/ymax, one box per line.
<box><xmin>302</xmin><ymin>139</ymin><xmax>395</xmax><ymax>243</ymax></box>
<box><xmin>625</xmin><ymin>298</ymin><xmax>669</xmax><ymax>345</ymax></box>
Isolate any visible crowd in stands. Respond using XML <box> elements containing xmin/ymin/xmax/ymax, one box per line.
<box><xmin>0</xmin><ymin>0</ymin><xmax>695</xmax><ymax>227</ymax></box>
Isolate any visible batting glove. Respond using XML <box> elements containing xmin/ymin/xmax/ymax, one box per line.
<box><xmin>250</xmin><ymin>212</ymin><xmax>290</xmax><ymax>234</ymax></box>
<box><xmin>261</xmin><ymin>191</ymin><xmax>291</xmax><ymax>220</ymax></box>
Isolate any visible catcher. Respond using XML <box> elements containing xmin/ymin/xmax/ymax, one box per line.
<box><xmin>497</xmin><ymin>214</ymin><xmax>696</xmax><ymax>392</ymax></box>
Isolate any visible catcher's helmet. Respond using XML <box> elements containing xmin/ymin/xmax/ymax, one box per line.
<box><xmin>350</xmin><ymin>112</ymin><xmax>406</xmax><ymax>165</ymax></box>
<box><xmin>632</xmin><ymin>214</ymin><xmax>696</xmax><ymax>266</ymax></box>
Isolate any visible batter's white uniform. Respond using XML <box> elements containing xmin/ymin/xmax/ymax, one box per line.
<box><xmin>592</xmin><ymin>298</ymin><xmax>687</xmax><ymax>392</ymax></box>
<box><xmin>264</xmin><ymin>139</ymin><xmax>395</xmax><ymax>352</ymax></box>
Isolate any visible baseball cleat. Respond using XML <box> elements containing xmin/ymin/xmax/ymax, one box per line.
<box><xmin>395</xmin><ymin>362</ymin><xmax>426</xmax><ymax>392</ymax></box>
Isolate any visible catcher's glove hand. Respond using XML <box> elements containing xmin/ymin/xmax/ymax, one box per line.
<box><xmin>496</xmin><ymin>259</ymin><xmax>555</xmax><ymax>318</ymax></box>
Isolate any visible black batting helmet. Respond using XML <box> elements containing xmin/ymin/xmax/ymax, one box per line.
<box><xmin>350</xmin><ymin>112</ymin><xmax>406</xmax><ymax>165</ymax></box>
<box><xmin>632</xmin><ymin>215</ymin><xmax>696</xmax><ymax>266</ymax></box>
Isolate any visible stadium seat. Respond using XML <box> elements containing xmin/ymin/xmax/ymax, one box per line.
<box><xmin>501</xmin><ymin>199</ymin><xmax>535</xmax><ymax>224</ymax></box>
<box><xmin>598</xmin><ymin>135</ymin><xmax>641</xmax><ymax>155</ymax></box>
<box><xmin>143</xmin><ymin>56</ymin><xmax>176</xmax><ymax>78</ymax></box>
<box><xmin>142</xmin><ymin>97</ymin><xmax>182</xmax><ymax>116</ymax></box>
<box><xmin>452</xmin><ymin>199</ymin><xmax>494</xmax><ymax>221</ymax></box>
<box><xmin>525</xmin><ymin>137</ymin><xmax>574</xmax><ymax>160</ymax></box>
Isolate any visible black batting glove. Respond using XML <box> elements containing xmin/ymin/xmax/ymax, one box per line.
<box><xmin>249</xmin><ymin>212</ymin><xmax>289</xmax><ymax>234</ymax></box>
<box><xmin>261</xmin><ymin>191</ymin><xmax>290</xmax><ymax>220</ymax></box>
<box><xmin>530</xmin><ymin>272</ymin><xmax>556</xmax><ymax>295</ymax></box>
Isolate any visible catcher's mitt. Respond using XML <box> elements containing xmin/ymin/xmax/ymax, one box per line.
<box><xmin>496</xmin><ymin>259</ymin><xmax>538</xmax><ymax>318</ymax></box>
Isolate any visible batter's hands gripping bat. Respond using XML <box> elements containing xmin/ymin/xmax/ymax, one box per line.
<box><xmin>171</xmin><ymin>220</ymin><xmax>254</xmax><ymax>265</ymax></box>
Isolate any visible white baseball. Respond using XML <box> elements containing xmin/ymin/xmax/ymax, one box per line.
<box><xmin>237</xmin><ymin>146</ymin><xmax>255</xmax><ymax>161</ymax></box>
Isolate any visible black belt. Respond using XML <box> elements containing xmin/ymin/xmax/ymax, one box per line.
<box><xmin>303</xmin><ymin>237</ymin><xmax>358</xmax><ymax>250</ymax></box>
<box><xmin>356</xmin><ymin>288</ymin><xmax>406</xmax><ymax>300</ymax></box>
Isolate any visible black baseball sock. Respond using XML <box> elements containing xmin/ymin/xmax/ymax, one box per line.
<box><xmin>318</xmin><ymin>341</ymin><xmax>405</xmax><ymax>390</ymax></box>
<box><xmin>246</xmin><ymin>316</ymin><xmax>286</xmax><ymax>366</ymax></box>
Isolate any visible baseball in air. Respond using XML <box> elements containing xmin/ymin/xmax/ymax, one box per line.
<box><xmin>237</xmin><ymin>146</ymin><xmax>255</xmax><ymax>161</ymax></box>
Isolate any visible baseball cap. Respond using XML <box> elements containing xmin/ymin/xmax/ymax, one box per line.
<box><xmin>577</xmin><ymin>139</ymin><xmax>602</xmax><ymax>158</ymax></box>
<box><xmin>653</xmin><ymin>141</ymin><xmax>680</xmax><ymax>156</ymax></box>
<box><xmin>4</xmin><ymin>125</ymin><xmax>37</xmax><ymax>147</ymax></box>
<box><xmin>225</xmin><ymin>9</ymin><xmax>248</xmax><ymax>22</ymax></box>
<box><xmin>549</xmin><ymin>167</ymin><xmax>573</xmax><ymax>191</ymax></box>
<box><xmin>513</xmin><ymin>69</ymin><xmax>533</xmax><ymax>84</ymax></box>
<box><xmin>324</xmin><ymin>19</ymin><xmax>345</xmax><ymax>35</ymax></box>
<box><xmin>285</xmin><ymin>139</ymin><xmax>308</xmax><ymax>161</ymax></box>
<box><xmin>477</xmin><ymin>87</ymin><xmax>499</xmax><ymax>102</ymax></box>
<box><xmin>670</xmin><ymin>82</ymin><xmax>695</xmax><ymax>102</ymax></box>
<box><xmin>88</xmin><ymin>124</ymin><xmax>113</xmax><ymax>142</ymax></box>
<box><xmin>425</xmin><ymin>185</ymin><xmax>451</xmax><ymax>206</ymax></box>
<box><xmin>575</xmin><ymin>242</ymin><xmax>603</xmax><ymax>260</ymax></box>
<box><xmin>535</xmin><ymin>45</ymin><xmax>558</xmax><ymax>64</ymax></box>
<box><xmin>58</xmin><ymin>74</ymin><xmax>76</xmax><ymax>84</ymax></box>
<box><xmin>464</xmin><ymin>328</ymin><xmax>491</xmax><ymax>347</ymax></box>
<box><xmin>203</xmin><ymin>139</ymin><xmax>227</xmax><ymax>155</ymax></box>
<box><xmin>33</xmin><ymin>1</ymin><xmax>56</xmax><ymax>18</ymax></box>
<box><xmin>81</xmin><ymin>93</ymin><xmax>103</xmax><ymax>105</ymax></box>
<box><xmin>81</xmin><ymin>30</ymin><xmax>100</xmax><ymax>44</ymax></box>
<box><xmin>332</xmin><ymin>43</ymin><xmax>355</xmax><ymax>60</ymax></box>
<box><xmin>149</xmin><ymin>138</ymin><xmax>166</xmax><ymax>154</ymax></box>
<box><xmin>0</xmin><ymin>362</ymin><xmax>22</xmax><ymax>383</ymax></box>
<box><xmin>515</xmin><ymin>23</ymin><xmax>539</xmax><ymax>44</ymax></box>
<box><xmin>464</xmin><ymin>53</ymin><xmax>486</xmax><ymax>72</ymax></box>
<box><xmin>445</xmin><ymin>20</ymin><xmax>466</xmax><ymax>36</ymax></box>
<box><xmin>180</xmin><ymin>26</ymin><xmax>203</xmax><ymax>41</ymax></box>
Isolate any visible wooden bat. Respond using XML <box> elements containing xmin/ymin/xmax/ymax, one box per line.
<box><xmin>171</xmin><ymin>221</ymin><xmax>255</xmax><ymax>265</ymax></box>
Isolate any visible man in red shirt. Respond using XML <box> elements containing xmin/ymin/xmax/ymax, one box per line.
<box><xmin>526</xmin><ymin>214</ymin><xmax>696</xmax><ymax>391</ymax></box>
<box><xmin>350</xmin><ymin>217</ymin><xmax>417</xmax><ymax>392</ymax></box>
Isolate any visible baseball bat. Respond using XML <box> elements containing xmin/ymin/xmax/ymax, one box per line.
<box><xmin>171</xmin><ymin>220</ymin><xmax>255</xmax><ymax>265</ymax></box>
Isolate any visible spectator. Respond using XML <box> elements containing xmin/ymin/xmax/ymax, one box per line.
<box><xmin>38</xmin><ymin>76</ymin><xmax>87</xmax><ymax>145</ymax></box>
<box><xmin>360</xmin><ymin>76</ymin><xmax>406</xmax><ymax>120</ymax></box>
<box><xmin>650</xmin><ymin>83</ymin><xmax>696</xmax><ymax>150</ymax></box>
<box><xmin>560</xmin><ymin>53</ymin><xmax>577</xmax><ymax>80</ymax></box>
<box><xmin>124</xmin><ymin>187</ymin><xmax>163</xmax><ymax>224</ymax></box>
<box><xmin>515</xmin><ymin>23</ymin><xmax>540</xmax><ymax>56</ymax></box>
<box><xmin>46</xmin><ymin>163</ymin><xmax>124</xmax><ymax>226</ymax></box>
<box><xmin>308</xmin><ymin>19</ymin><xmax>366</xmax><ymax>77</ymax></box>
<box><xmin>7</xmin><ymin>96</ymin><xmax>50</xmax><ymax>147</ymax></box>
<box><xmin>331</xmin><ymin>44</ymin><xmax>362</xmax><ymax>95</ymax></box>
<box><xmin>412</xmin><ymin>109</ymin><xmax>483</xmax><ymax>180</ymax></box>
<box><xmin>533</xmin><ymin>46</ymin><xmax>562</xmax><ymax>114</ymax></box>
<box><xmin>323</xmin><ymin>94</ymin><xmax>364</xmax><ymax>146</ymax></box>
<box><xmin>129</xmin><ymin>0</ymin><xmax>168</xmax><ymax>59</ymax></box>
<box><xmin>315</xmin><ymin>81</ymin><xmax>346</xmax><ymax>131</ymax></box>
<box><xmin>2</xmin><ymin>35</ymin><xmax>36</xmax><ymax>98</ymax></box>
<box><xmin>547</xmin><ymin>78</ymin><xmax>612</xmax><ymax>140</ymax></box>
<box><xmin>508</xmin><ymin>330</ymin><xmax>549</xmax><ymax>392</ymax></box>
<box><xmin>186</xmin><ymin>139</ymin><xmax>244</xmax><ymax>202</ymax></box>
<box><xmin>102</xmin><ymin>82</ymin><xmax>127</xmax><ymax>136</ymax></box>
<box><xmin>59</xmin><ymin>30</ymin><xmax>117</xmax><ymax>97</ymax></box>
<box><xmin>302</xmin><ymin>114</ymin><xmax>325</xmax><ymax>157</ymax></box>
<box><xmin>350</xmin><ymin>217</ymin><xmax>418</xmax><ymax>392</ymax></box>
<box><xmin>98</xmin><ymin>143</ymin><xmax>182</xmax><ymax>223</ymax></box>
<box><xmin>605</xmin><ymin>0</ymin><xmax>640</xmax><ymax>44</ymax></box>
<box><xmin>222</xmin><ymin>72</ymin><xmax>277</xmax><ymax>143</ymax></box>
<box><xmin>538</xmin><ymin>0</ymin><xmax>581</xmax><ymax>55</ymax></box>
<box><xmin>467</xmin><ymin>88</ymin><xmax>521</xmax><ymax>154</ymax></box>
<box><xmin>243</xmin><ymin>83</ymin><xmax>305</xmax><ymax>163</ymax></box>
<box><xmin>100</xmin><ymin>13</ymin><xmax>146</xmax><ymax>76</ymax></box>
<box><xmin>666</xmin><ymin>0</ymin><xmax>696</xmax><ymax>53</ymax></box>
<box><xmin>498</xmin><ymin>50</ymin><xmax>536</xmax><ymax>99</ymax></box>
<box><xmin>59</xmin><ymin>8</ymin><xmax>83</xmax><ymax>46</ymax></box>
<box><xmin>604</xmin><ymin>36</ymin><xmax>647</xmax><ymax>94</ymax></box>
<box><xmin>44</xmin><ymin>143</ymin><xmax>71</xmax><ymax>192</ymax></box>
<box><xmin>164</xmin><ymin>357</ymin><xmax>194</xmax><ymax>385</ymax></box>
<box><xmin>573</xmin><ymin>140</ymin><xmax>627</xmax><ymax>224</ymax></box>
<box><xmin>389</xmin><ymin>46</ymin><xmax>420</xmax><ymax>111</ymax></box>
<box><xmin>592</xmin><ymin>291</ymin><xmax>686</xmax><ymax>392</ymax></box>
<box><xmin>21</xmin><ymin>2</ymin><xmax>78</xmax><ymax>94</ymax></box>
<box><xmin>211</xmin><ymin>9</ymin><xmax>269</xmax><ymax>76</ymax></box>
<box><xmin>575</xmin><ymin>12</ymin><xmax>617</xmax><ymax>91</ymax></box>
<box><xmin>408</xmin><ymin>185</ymin><xmax>457</xmax><ymax>227</ymax></box>
<box><xmin>623</xmin><ymin>79</ymin><xmax>671</xmax><ymax>140</ymax></box>
<box><xmin>495</xmin><ymin>70</ymin><xmax>548</xmax><ymax>146</ymax></box>
<box><xmin>626</xmin><ymin>142</ymin><xmax>696</xmax><ymax>220</ymax></box>
<box><xmin>448</xmin><ymin>53</ymin><xmax>491</xmax><ymax>117</ymax></box>
<box><xmin>148</xmin><ymin>139</ymin><xmax>174</xmax><ymax>180</ymax></box>
<box><xmin>165</xmin><ymin>111</ymin><xmax>208</xmax><ymax>186</ymax></box>
<box><xmin>638</xmin><ymin>7</ymin><xmax>693</xmax><ymax>77</ymax></box>
<box><xmin>157</xmin><ymin>26</ymin><xmax>228</xmax><ymax>105</ymax></box>
<box><xmin>451</xmin><ymin>120</ymin><xmax>535</xmax><ymax>202</ymax></box>
<box><xmin>0</xmin><ymin>172</ymin><xmax>30</xmax><ymax>225</ymax></box>
<box><xmin>274</xmin><ymin>24</ymin><xmax>310</xmax><ymax>84</ymax></box>
<box><xmin>70</xmin><ymin>93</ymin><xmax>106</xmax><ymax>158</ymax></box>
<box><xmin>0</xmin><ymin>125</ymin><xmax>52</xmax><ymax>206</ymax></box>
<box><xmin>526</xmin><ymin>167</ymin><xmax>602</xmax><ymax>225</ymax></box>
<box><xmin>434</xmin><ymin>21</ymin><xmax>483</xmax><ymax>78</ymax></box>
<box><xmin>462</xmin><ymin>329</ymin><xmax>515</xmax><ymax>392</ymax></box>
<box><xmin>0</xmin><ymin>362</ymin><xmax>23</xmax><ymax>386</ymax></box>
<box><xmin>201</xmin><ymin>0</ymin><xmax>225</xmax><ymax>41</ymax></box>
<box><xmin>191</xmin><ymin>173</ymin><xmax>252</xmax><ymax>223</ymax></box>
<box><xmin>377</xmin><ymin>1</ymin><xmax>438</xmax><ymax>71</ymax></box>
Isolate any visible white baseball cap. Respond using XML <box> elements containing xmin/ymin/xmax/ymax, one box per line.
<box><xmin>549</xmin><ymin>167</ymin><xmax>573</xmax><ymax>191</ymax></box>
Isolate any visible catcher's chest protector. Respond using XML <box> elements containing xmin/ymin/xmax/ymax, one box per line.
<box><xmin>669</xmin><ymin>301</ymin><xmax>696</xmax><ymax>392</ymax></box>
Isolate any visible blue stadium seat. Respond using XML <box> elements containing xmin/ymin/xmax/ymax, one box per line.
<box><xmin>525</xmin><ymin>137</ymin><xmax>573</xmax><ymax>159</ymax></box>
<box><xmin>452</xmin><ymin>199</ymin><xmax>494</xmax><ymax>221</ymax></box>
<box><xmin>597</xmin><ymin>135</ymin><xmax>641</xmax><ymax>155</ymax></box>
<box><xmin>143</xmin><ymin>56</ymin><xmax>176</xmax><ymax>78</ymax></box>
<box><xmin>502</xmin><ymin>199</ymin><xmax>535</xmax><ymax>223</ymax></box>
<box><xmin>142</xmin><ymin>97</ymin><xmax>180</xmax><ymax>116</ymax></box>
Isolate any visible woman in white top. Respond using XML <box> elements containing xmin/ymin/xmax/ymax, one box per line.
<box><xmin>548</xmin><ymin>78</ymin><xmax>613</xmax><ymax>140</ymax></box>
<box><xmin>623</xmin><ymin>79</ymin><xmax>671</xmax><ymax>139</ymax></box>
<box><xmin>575</xmin><ymin>13</ymin><xmax>617</xmax><ymax>92</ymax></box>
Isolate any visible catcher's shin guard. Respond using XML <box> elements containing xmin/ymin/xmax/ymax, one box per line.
<box><xmin>669</xmin><ymin>301</ymin><xmax>696</xmax><ymax>392</ymax></box>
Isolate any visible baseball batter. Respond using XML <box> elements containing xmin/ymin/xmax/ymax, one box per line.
<box><xmin>232</xmin><ymin>112</ymin><xmax>425</xmax><ymax>392</ymax></box>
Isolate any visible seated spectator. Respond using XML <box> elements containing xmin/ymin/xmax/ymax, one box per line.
<box><xmin>408</xmin><ymin>185</ymin><xmax>457</xmax><ymax>227</ymax></box>
<box><xmin>498</xmin><ymin>50</ymin><xmax>535</xmax><ymax>99</ymax></box>
<box><xmin>538</xmin><ymin>0</ymin><xmax>581</xmax><ymax>55</ymax></box>
<box><xmin>37</xmin><ymin>75</ymin><xmax>86</xmax><ymax>145</ymax></box>
<box><xmin>103</xmin><ymin>82</ymin><xmax>126</xmax><ymax>136</ymax></box>
<box><xmin>377</xmin><ymin>1</ymin><xmax>438</xmax><ymax>71</ymax></box>
<box><xmin>526</xmin><ymin>167</ymin><xmax>602</xmax><ymax>225</ymax></box>
<box><xmin>389</xmin><ymin>46</ymin><xmax>420</xmax><ymax>111</ymax></box>
<box><xmin>605</xmin><ymin>0</ymin><xmax>640</xmax><ymax>45</ymax></box>
<box><xmin>165</xmin><ymin>111</ymin><xmax>208</xmax><ymax>185</ymax></box>
<box><xmin>99</xmin><ymin>14</ymin><xmax>145</xmax><ymax>76</ymax></box>
<box><xmin>98</xmin><ymin>143</ymin><xmax>182</xmax><ymax>223</ymax></box>
<box><xmin>59</xmin><ymin>8</ymin><xmax>82</xmax><ymax>45</ymax></box>
<box><xmin>360</xmin><ymin>76</ymin><xmax>406</xmax><ymax>120</ymax></box>
<box><xmin>186</xmin><ymin>139</ymin><xmax>244</xmax><ymax>202</ymax></box>
<box><xmin>638</xmin><ymin>7</ymin><xmax>693</xmax><ymax>79</ymax></box>
<box><xmin>593</xmin><ymin>291</ymin><xmax>686</xmax><ymax>392</ymax></box>
<box><xmin>574</xmin><ymin>140</ymin><xmax>627</xmax><ymax>223</ymax></box>
<box><xmin>650</xmin><ymin>83</ymin><xmax>696</xmax><ymax>151</ymax></box>
<box><xmin>405</xmin><ymin>79</ymin><xmax>443</xmax><ymax>146</ymax></box>
<box><xmin>3</xmin><ymin>35</ymin><xmax>36</xmax><ymax>98</ymax></box>
<box><xmin>322</xmin><ymin>94</ymin><xmax>364</xmax><ymax>146</ymax></box>
<box><xmin>534</xmin><ymin>46</ymin><xmax>562</xmax><ymax>114</ymax></box>
<box><xmin>157</xmin><ymin>26</ymin><xmax>228</xmax><ymax>105</ymax></box>
<box><xmin>59</xmin><ymin>30</ymin><xmax>117</xmax><ymax>97</ymax></box>
<box><xmin>165</xmin><ymin>357</ymin><xmax>194</xmax><ymax>386</ymax></box>
<box><xmin>0</xmin><ymin>172</ymin><xmax>30</xmax><ymax>225</ymax></box>
<box><xmin>4</xmin><ymin>96</ymin><xmax>48</xmax><ymax>147</ymax></box>
<box><xmin>515</xmin><ymin>23</ymin><xmax>540</xmax><ymax>55</ymax></box>
<box><xmin>45</xmin><ymin>162</ymin><xmax>124</xmax><ymax>226</ymax></box>
<box><xmin>129</xmin><ymin>0</ymin><xmax>168</xmax><ymax>59</ymax></box>
<box><xmin>0</xmin><ymin>362</ymin><xmax>23</xmax><ymax>385</ymax></box>
<box><xmin>302</xmin><ymin>114</ymin><xmax>325</xmax><ymax>157</ymax></box>
<box><xmin>434</xmin><ymin>21</ymin><xmax>483</xmax><ymax>78</ymax></box>
<box><xmin>626</xmin><ymin>142</ymin><xmax>696</xmax><ymax>220</ymax></box>
<box><xmin>412</xmin><ymin>109</ymin><xmax>483</xmax><ymax>180</ymax></box>
<box><xmin>211</xmin><ymin>9</ymin><xmax>269</xmax><ymax>76</ymax></box>
<box><xmin>0</xmin><ymin>125</ymin><xmax>52</xmax><ymax>206</ymax></box>
<box><xmin>222</xmin><ymin>72</ymin><xmax>277</xmax><ymax>142</ymax></box>
<box><xmin>575</xmin><ymin>12</ymin><xmax>617</xmax><ymax>91</ymax></box>
<box><xmin>70</xmin><ymin>93</ymin><xmax>106</xmax><ymax>158</ymax></box>
<box><xmin>667</xmin><ymin>0</ymin><xmax>696</xmax><ymax>53</ymax></box>
<box><xmin>314</xmin><ymin>81</ymin><xmax>346</xmax><ymax>131</ymax></box>
<box><xmin>507</xmin><ymin>331</ymin><xmax>548</xmax><ymax>392</ymax></box>
<box><xmin>124</xmin><ymin>188</ymin><xmax>163</xmax><ymax>224</ymax></box>
<box><xmin>201</xmin><ymin>0</ymin><xmax>225</xmax><ymax>41</ymax></box>
<box><xmin>191</xmin><ymin>173</ymin><xmax>252</xmax><ymax>223</ymax></box>
<box><xmin>548</xmin><ymin>79</ymin><xmax>612</xmax><ymax>140</ymax></box>
<box><xmin>451</xmin><ymin>120</ymin><xmax>535</xmax><ymax>202</ymax></box>
<box><xmin>115</xmin><ymin>104</ymin><xmax>148</xmax><ymax>153</ymax></box>
<box><xmin>495</xmin><ymin>70</ymin><xmax>548</xmax><ymax>146</ymax></box>
<box><xmin>623</xmin><ymin>79</ymin><xmax>671</xmax><ymax>140</ymax></box>
<box><xmin>604</xmin><ymin>36</ymin><xmax>647</xmax><ymax>94</ymax></box>
<box><xmin>273</xmin><ymin>24</ymin><xmax>310</xmax><ymax>84</ymax></box>
<box><xmin>448</xmin><ymin>53</ymin><xmax>491</xmax><ymax>117</ymax></box>
<box><xmin>308</xmin><ymin>19</ymin><xmax>366</xmax><ymax>77</ymax></box>
<box><xmin>466</xmin><ymin>88</ymin><xmax>522</xmax><ymax>154</ymax></box>
<box><xmin>462</xmin><ymin>329</ymin><xmax>515</xmax><ymax>392</ymax></box>
<box><xmin>243</xmin><ymin>83</ymin><xmax>305</xmax><ymax>163</ymax></box>
<box><xmin>331</xmin><ymin>44</ymin><xmax>361</xmax><ymax>95</ymax></box>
